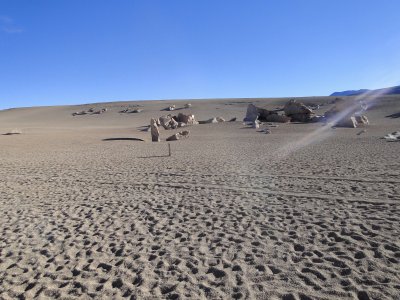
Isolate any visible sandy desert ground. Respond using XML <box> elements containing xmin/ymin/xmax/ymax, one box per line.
<box><xmin>0</xmin><ymin>96</ymin><xmax>399</xmax><ymax>299</ymax></box>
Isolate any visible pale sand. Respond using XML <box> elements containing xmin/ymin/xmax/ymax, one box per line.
<box><xmin>0</xmin><ymin>96</ymin><xmax>399</xmax><ymax>299</ymax></box>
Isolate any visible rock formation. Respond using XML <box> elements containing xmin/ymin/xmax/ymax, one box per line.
<box><xmin>243</xmin><ymin>104</ymin><xmax>260</xmax><ymax>122</ymax></box>
<box><xmin>244</xmin><ymin>104</ymin><xmax>290</xmax><ymax>123</ymax></box>
<box><xmin>176</xmin><ymin>113</ymin><xmax>198</xmax><ymax>125</ymax></box>
<box><xmin>157</xmin><ymin>113</ymin><xmax>198</xmax><ymax>129</ymax></box>
<box><xmin>335</xmin><ymin>116</ymin><xmax>358</xmax><ymax>128</ymax></box>
<box><xmin>73</xmin><ymin>108</ymin><xmax>107</xmax><ymax>116</ymax></box>
<box><xmin>169</xmin><ymin>118</ymin><xmax>179</xmax><ymax>129</ymax></box>
<box><xmin>324</xmin><ymin>99</ymin><xmax>369</xmax><ymax>128</ymax></box>
<box><xmin>159</xmin><ymin>115</ymin><xmax>172</xmax><ymax>129</ymax></box>
<box><xmin>283</xmin><ymin>100</ymin><xmax>314</xmax><ymax>122</ymax></box>
<box><xmin>355</xmin><ymin>115</ymin><xmax>369</xmax><ymax>126</ymax></box>
<box><xmin>166</xmin><ymin>130</ymin><xmax>190</xmax><ymax>141</ymax></box>
<box><xmin>150</xmin><ymin>118</ymin><xmax>160</xmax><ymax>142</ymax></box>
<box><xmin>265</xmin><ymin>114</ymin><xmax>290</xmax><ymax>123</ymax></box>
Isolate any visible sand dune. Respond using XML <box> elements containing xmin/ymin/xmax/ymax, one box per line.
<box><xmin>0</xmin><ymin>96</ymin><xmax>399</xmax><ymax>299</ymax></box>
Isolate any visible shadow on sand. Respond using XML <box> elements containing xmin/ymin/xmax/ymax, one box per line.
<box><xmin>386</xmin><ymin>112</ymin><xmax>400</xmax><ymax>119</ymax></box>
<box><xmin>138</xmin><ymin>155</ymin><xmax>171</xmax><ymax>158</ymax></box>
<box><xmin>102</xmin><ymin>138</ymin><xmax>145</xmax><ymax>142</ymax></box>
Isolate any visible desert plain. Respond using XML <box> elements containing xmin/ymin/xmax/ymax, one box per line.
<box><xmin>0</xmin><ymin>96</ymin><xmax>399</xmax><ymax>299</ymax></box>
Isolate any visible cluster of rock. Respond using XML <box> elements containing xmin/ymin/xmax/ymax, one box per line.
<box><xmin>283</xmin><ymin>100</ymin><xmax>317</xmax><ymax>122</ymax></box>
<box><xmin>158</xmin><ymin>115</ymin><xmax>179</xmax><ymax>129</ymax></box>
<box><xmin>150</xmin><ymin>118</ymin><xmax>161</xmax><ymax>142</ymax></box>
<box><xmin>156</xmin><ymin>113</ymin><xmax>199</xmax><ymax>130</ymax></box>
<box><xmin>149</xmin><ymin>112</ymin><xmax>235</xmax><ymax>142</ymax></box>
<box><xmin>331</xmin><ymin>115</ymin><xmax>369</xmax><ymax>128</ymax></box>
<box><xmin>244</xmin><ymin>104</ymin><xmax>290</xmax><ymax>123</ymax></box>
<box><xmin>72</xmin><ymin>108</ymin><xmax>107</xmax><ymax>116</ymax></box>
<box><xmin>150</xmin><ymin>113</ymin><xmax>198</xmax><ymax>142</ymax></box>
<box><xmin>324</xmin><ymin>99</ymin><xmax>369</xmax><ymax>128</ymax></box>
<box><xmin>176</xmin><ymin>113</ymin><xmax>198</xmax><ymax>125</ymax></box>
<box><xmin>244</xmin><ymin>98</ymin><xmax>370</xmax><ymax>128</ymax></box>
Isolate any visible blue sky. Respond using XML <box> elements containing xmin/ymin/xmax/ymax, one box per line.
<box><xmin>1</xmin><ymin>0</ymin><xmax>400</xmax><ymax>109</ymax></box>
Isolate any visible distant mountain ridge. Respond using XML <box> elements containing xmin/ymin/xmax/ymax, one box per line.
<box><xmin>330</xmin><ymin>85</ymin><xmax>400</xmax><ymax>97</ymax></box>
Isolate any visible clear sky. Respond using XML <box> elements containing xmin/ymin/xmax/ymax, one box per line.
<box><xmin>1</xmin><ymin>0</ymin><xmax>400</xmax><ymax>109</ymax></box>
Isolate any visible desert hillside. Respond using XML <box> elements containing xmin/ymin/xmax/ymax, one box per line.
<box><xmin>0</xmin><ymin>96</ymin><xmax>399</xmax><ymax>299</ymax></box>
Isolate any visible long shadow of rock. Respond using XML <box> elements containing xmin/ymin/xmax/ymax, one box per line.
<box><xmin>138</xmin><ymin>155</ymin><xmax>170</xmax><ymax>158</ymax></box>
<box><xmin>102</xmin><ymin>138</ymin><xmax>145</xmax><ymax>142</ymax></box>
<box><xmin>386</xmin><ymin>112</ymin><xmax>400</xmax><ymax>118</ymax></box>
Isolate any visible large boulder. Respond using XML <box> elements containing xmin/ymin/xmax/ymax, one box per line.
<box><xmin>166</xmin><ymin>130</ymin><xmax>190</xmax><ymax>141</ymax></box>
<box><xmin>150</xmin><ymin>118</ymin><xmax>160</xmax><ymax>142</ymax></box>
<box><xmin>169</xmin><ymin>118</ymin><xmax>179</xmax><ymax>129</ymax></box>
<box><xmin>159</xmin><ymin>115</ymin><xmax>178</xmax><ymax>129</ymax></box>
<box><xmin>290</xmin><ymin>113</ymin><xmax>313</xmax><ymax>123</ymax></box>
<box><xmin>244</xmin><ymin>104</ymin><xmax>259</xmax><ymax>122</ymax></box>
<box><xmin>324</xmin><ymin>99</ymin><xmax>369</xmax><ymax>128</ymax></box>
<box><xmin>284</xmin><ymin>100</ymin><xmax>312</xmax><ymax>115</ymax></box>
<box><xmin>325</xmin><ymin>98</ymin><xmax>366</xmax><ymax>118</ymax></box>
<box><xmin>335</xmin><ymin>116</ymin><xmax>358</xmax><ymax>128</ymax></box>
<box><xmin>258</xmin><ymin>108</ymin><xmax>274</xmax><ymax>120</ymax></box>
<box><xmin>284</xmin><ymin>100</ymin><xmax>314</xmax><ymax>122</ymax></box>
<box><xmin>332</xmin><ymin>115</ymin><xmax>368</xmax><ymax>128</ymax></box>
<box><xmin>265</xmin><ymin>114</ymin><xmax>290</xmax><ymax>123</ymax></box>
<box><xmin>355</xmin><ymin>115</ymin><xmax>369</xmax><ymax>126</ymax></box>
<box><xmin>244</xmin><ymin>104</ymin><xmax>284</xmax><ymax>122</ymax></box>
<box><xmin>159</xmin><ymin>115</ymin><xmax>172</xmax><ymax>129</ymax></box>
<box><xmin>157</xmin><ymin>113</ymin><xmax>198</xmax><ymax>129</ymax></box>
<box><xmin>176</xmin><ymin>113</ymin><xmax>198</xmax><ymax>125</ymax></box>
